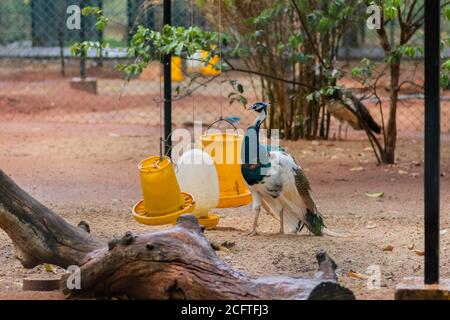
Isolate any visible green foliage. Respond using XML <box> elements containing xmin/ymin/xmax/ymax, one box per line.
<box><xmin>115</xmin><ymin>25</ymin><xmax>229</xmax><ymax>80</ymax></box>
<box><xmin>70</xmin><ymin>41</ymin><xmax>109</xmax><ymax>58</ymax></box>
<box><xmin>81</xmin><ymin>6</ymin><xmax>109</xmax><ymax>31</ymax></box>
<box><xmin>445</xmin><ymin>6</ymin><xmax>450</xmax><ymax>21</ymax></box>
<box><xmin>228</xmin><ymin>80</ymin><xmax>248</xmax><ymax>107</ymax></box>
<box><xmin>355</xmin><ymin>1</ymin><xmax>450</xmax><ymax>89</ymax></box>
<box><xmin>70</xmin><ymin>6</ymin><xmax>110</xmax><ymax>64</ymax></box>
<box><xmin>249</xmin><ymin>3</ymin><xmax>287</xmax><ymax>26</ymax></box>
<box><xmin>351</xmin><ymin>58</ymin><xmax>374</xmax><ymax>87</ymax></box>
<box><xmin>306</xmin><ymin>85</ymin><xmax>342</xmax><ymax>104</ymax></box>
<box><xmin>0</xmin><ymin>0</ymin><xmax>31</xmax><ymax>45</ymax></box>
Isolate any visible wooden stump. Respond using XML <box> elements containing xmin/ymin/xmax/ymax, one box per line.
<box><xmin>70</xmin><ymin>77</ymin><xmax>97</xmax><ymax>94</ymax></box>
<box><xmin>396</xmin><ymin>277</ymin><xmax>450</xmax><ymax>300</ymax></box>
<box><xmin>23</xmin><ymin>278</ymin><xmax>61</xmax><ymax>292</ymax></box>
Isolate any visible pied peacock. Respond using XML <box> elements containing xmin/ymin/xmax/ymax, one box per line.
<box><xmin>241</xmin><ymin>102</ymin><xmax>330</xmax><ymax>236</ymax></box>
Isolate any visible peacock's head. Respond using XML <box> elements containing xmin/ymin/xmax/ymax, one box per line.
<box><xmin>248</xmin><ymin>102</ymin><xmax>270</xmax><ymax>114</ymax></box>
<box><xmin>248</xmin><ymin>102</ymin><xmax>270</xmax><ymax>127</ymax></box>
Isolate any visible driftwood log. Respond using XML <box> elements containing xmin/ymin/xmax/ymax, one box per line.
<box><xmin>0</xmin><ymin>169</ymin><xmax>354</xmax><ymax>300</ymax></box>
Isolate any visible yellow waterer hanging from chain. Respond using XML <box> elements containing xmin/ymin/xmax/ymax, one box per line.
<box><xmin>200</xmin><ymin>119</ymin><xmax>252</xmax><ymax>208</ymax></box>
<box><xmin>132</xmin><ymin>154</ymin><xmax>196</xmax><ymax>225</ymax></box>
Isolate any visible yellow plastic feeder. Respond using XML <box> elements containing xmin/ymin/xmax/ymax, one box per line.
<box><xmin>197</xmin><ymin>214</ymin><xmax>220</xmax><ymax>229</ymax></box>
<box><xmin>201</xmin><ymin>50</ymin><xmax>221</xmax><ymax>76</ymax></box>
<box><xmin>171</xmin><ymin>56</ymin><xmax>185</xmax><ymax>82</ymax></box>
<box><xmin>200</xmin><ymin>121</ymin><xmax>252</xmax><ymax>208</ymax></box>
<box><xmin>132</xmin><ymin>156</ymin><xmax>195</xmax><ymax>225</ymax></box>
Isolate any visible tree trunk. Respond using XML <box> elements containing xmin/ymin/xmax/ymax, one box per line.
<box><xmin>0</xmin><ymin>169</ymin><xmax>355</xmax><ymax>300</ymax></box>
<box><xmin>382</xmin><ymin>60</ymin><xmax>400</xmax><ymax>164</ymax></box>
<box><xmin>0</xmin><ymin>171</ymin><xmax>104</xmax><ymax>269</ymax></box>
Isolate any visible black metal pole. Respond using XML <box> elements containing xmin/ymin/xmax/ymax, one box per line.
<box><xmin>97</xmin><ymin>0</ymin><xmax>104</xmax><ymax>68</ymax></box>
<box><xmin>424</xmin><ymin>0</ymin><xmax>440</xmax><ymax>285</ymax></box>
<box><xmin>163</xmin><ymin>0</ymin><xmax>172</xmax><ymax>157</ymax></box>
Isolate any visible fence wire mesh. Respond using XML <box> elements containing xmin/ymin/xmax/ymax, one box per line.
<box><xmin>0</xmin><ymin>0</ymin><xmax>448</xmax><ymax>136</ymax></box>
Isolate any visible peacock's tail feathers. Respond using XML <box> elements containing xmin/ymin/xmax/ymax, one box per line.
<box><xmin>305</xmin><ymin>209</ymin><xmax>326</xmax><ymax>236</ymax></box>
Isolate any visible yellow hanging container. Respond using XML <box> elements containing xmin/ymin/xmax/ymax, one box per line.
<box><xmin>200</xmin><ymin>121</ymin><xmax>252</xmax><ymax>208</ymax></box>
<box><xmin>201</xmin><ymin>50</ymin><xmax>221</xmax><ymax>76</ymax></box>
<box><xmin>132</xmin><ymin>156</ymin><xmax>195</xmax><ymax>225</ymax></box>
<box><xmin>171</xmin><ymin>56</ymin><xmax>185</xmax><ymax>82</ymax></box>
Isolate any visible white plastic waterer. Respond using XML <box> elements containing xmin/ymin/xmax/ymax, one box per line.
<box><xmin>176</xmin><ymin>149</ymin><xmax>220</xmax><ymax>221</ymax></box>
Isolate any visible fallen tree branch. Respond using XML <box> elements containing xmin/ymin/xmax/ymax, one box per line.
<box><xmin>0</xmin><ymin>169</ymin><xmax>354</xmax><ymax>300</ymax></box>
<box><xmin>0</xmin><ymin>170</ymin><xmax>104</xmax><ymax>268</ymax></box>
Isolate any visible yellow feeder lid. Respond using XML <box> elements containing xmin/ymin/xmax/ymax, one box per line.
<box><xmin>197</xmin><ymin>213</ymin><xmax>220</xmax><ymax>229</ymax></box>
<box><xmin>132</xmin><ymin>192</ymin><xmax>196</xmax><ymax>226</ymax></box>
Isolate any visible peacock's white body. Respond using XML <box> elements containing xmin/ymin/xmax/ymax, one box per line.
<box><xmin>241</xmin><ymin>102</ymin><xmax>327</xmax><ymax>236</ymax></box>
<box><xmin>250</xmin><ymin>150</ymin><xmax>319</xmax><ymax>234</ymax></box>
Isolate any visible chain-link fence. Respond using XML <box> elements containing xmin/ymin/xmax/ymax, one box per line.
<box><xmin>0</xmin><ymin>0</ymin><xmax>268</xmax><ymax>134</ymax></box>
<box><xmin>0</xmin><ymin>0</ymin><xmax>448</xmax><ymax>136</ymax></box>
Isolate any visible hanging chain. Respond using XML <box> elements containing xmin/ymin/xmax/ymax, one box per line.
<box><xmin>218</xmin><ymin>0</ymin><xmax>223</xmax><ymax>120</ymax></box>
<box><xmin>191</xmin><ymin>0</ymin><xmax>196</xmax><ymax>143</ymax></box>
<box><xmin>159</xmin><ymin>13</ymin><xmax>164</xmax><ymax>160</ymax></box>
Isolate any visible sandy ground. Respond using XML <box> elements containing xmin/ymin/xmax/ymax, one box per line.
<box><xmin>0</xmin><ymin>121</ymin><xmax>449</xmax><ymax>300</ymax></box>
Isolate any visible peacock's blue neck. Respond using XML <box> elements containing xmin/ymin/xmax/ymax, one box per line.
<box><xmin>254</xmin><ymin>120</ymin><xmax>262</xmax><ymax>163</ymax></box>
<box><xmin>242</xmin><ymin>120</ymin><xmax>262</xmax><ymax>165</ymax></box>
<box><xmin>241</xmin><ymin>111</ymin><xmax>270</xmax><ymax>185</ymax></box>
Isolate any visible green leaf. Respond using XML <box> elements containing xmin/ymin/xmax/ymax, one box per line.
<box><xmin>318</xmin><ymin>17</ymin><xmax>332</xmax><ymax>33</ymax></box>
<box><xmin>383</xmin><ymin>6</ymin><xmax>398</xmax><ymax>20</ymax></box>
<box><xmin>443</xmin><ymin>60</ymin><xmax>450</xmax><ymax>71</ymax></box>
<box><xmin>174</xmin><ymin>42</ymin><xmax>184</xmax><ymax>56</ymax></box>
<box><xmin>239</xmin><ymin>95</ymin><xmax>248</xmax><ymax>106</ymax></box>
<box><xmin>81</xmin><ymin>6</ymin><xmax>102</xmax><ymax>17</ymax></box>
<box><xmin>445</xmin><ymin>7</ymin><xmax>450</xmax><ymax>21</ymax></box>
<box><xmin>365</xmin><ymin>192</ymin><xmax>385</xmax><ymax>198</ymax></box>
<box><xmin>352</xmin><ymin>67</ymin><xmax>364</xmax><ymax>77</ymax></box>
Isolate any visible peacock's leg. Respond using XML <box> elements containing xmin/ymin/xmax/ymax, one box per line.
<box><xmin>248</xmin><ymin>192</ymin><xmax>261</xmax><ymax>236</ymax></box>
<box><xmin>261</xmin><ymin>199</ymin><xmax>280</xmax><ymax>221</ymax></box>
<box><xmin>278</xmin><ymin>208</ymin><xmax>284</xmax><ymax>234</ymax></box>
<box><xmin>338</xmin><ymin>122</ymin><xmax>342</xmax><ymax>140</ymax></box>
<box><xmin>248</xmin><ymin>207</ymin><xmax>260</xmax><ymax>236</ymax></box>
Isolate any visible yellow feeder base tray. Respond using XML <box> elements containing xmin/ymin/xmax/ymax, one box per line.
<box><xmin>132</xmin><ymin>192</ymin><xmax>195</xmax><ymax>226</ymax></box>
<box><xmin>197</xmin><ymin>213</ymin><xmax>220</xmax><ymax>229</ymax></box>
<box><xmin>217</xmin><ymin>192</ymin><xmax>252</xmax><ymax>208</ymax></box>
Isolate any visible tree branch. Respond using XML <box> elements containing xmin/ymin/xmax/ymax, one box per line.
<box><xmin>223</xmin><ymin>57</ymin><xmax>318</xmax><ymax>90</ymax></box>
<box><xmin>0</xmin><ymin>170</ymin><xmax>105</xmax><ymax>268</ymax></box>
<box><xmin>0</xmin><ymin>169</ymin><xmax>355</xmax><ymax>300</ymax></box>
<box><xmin>290</xmin><ymin>0</ymin><xmax>327</xmax><ymax>68</ymax></box>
